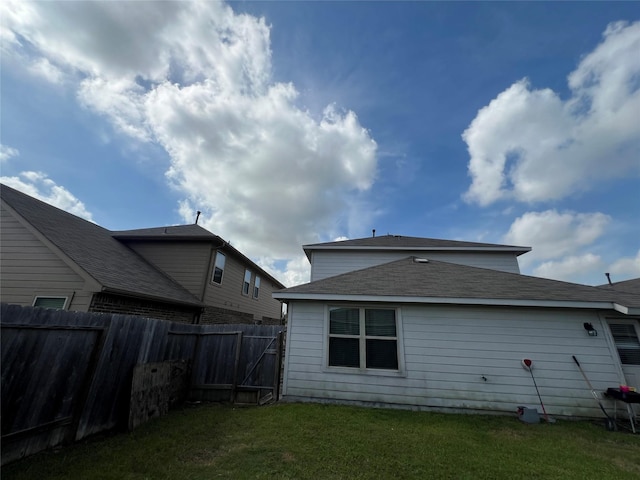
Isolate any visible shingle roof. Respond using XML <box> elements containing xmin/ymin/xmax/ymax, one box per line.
<box><xmin>275</xmin><ymin>256</ymin><xmax>640</xmax><ymax>309</ymax></box>
<box><xmin>303</xmin><ymin>234</ymin><xmax>530</xmax><ymax>260</ymax></box>
<box><xmin>597</xmin><ymin>278</ymin><xmax>640</xmax><ymax>295</ymax></box>
<box><xmin>113</xmin><ymin>224</ymin><xmax>221</xmax><ymax>241</ymax></box>
<box><xmin>1</xmin><ymin>184</ymin><xmax>202</xmax><ymax>307</ymax></box>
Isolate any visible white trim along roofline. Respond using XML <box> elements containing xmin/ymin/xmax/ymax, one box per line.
<box><xmin>303</xmin><ymin>245</ymin><xmax>531</xmax><ymax>253</ymax></box>
<box><xmin>272</xmin><ymin>292</ymin><xmax>632</xmax><ymax>313</ymax></box>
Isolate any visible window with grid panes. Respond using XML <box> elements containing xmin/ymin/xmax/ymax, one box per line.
<box><xmin>328</xmin><ymin>307</ymin><xmax>398</xmax><ymax>370</ymax></box>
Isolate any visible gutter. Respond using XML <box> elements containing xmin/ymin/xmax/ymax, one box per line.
<box><xmin>100</xmin><ymin>286</ymin><xmax>204</xmax><ymax>309</ymax></box>
<box><xmin>271</xmin><ymin>292</ymin><xmax>624</xmax><ymax>312</ymax></box>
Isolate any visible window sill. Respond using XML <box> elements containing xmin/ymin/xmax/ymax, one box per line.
<box><xmin>323</xmin><ymin>366</ymin><xmax>406</xmax><ymax>378</ymax></box>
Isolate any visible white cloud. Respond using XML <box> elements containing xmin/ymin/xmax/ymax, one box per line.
<box><xmin>503</xmin><ymin>210</ymin><xmax>610</xmax><ymax>267</ymax></box>
<box><xmin>533</xmin><ymin>254</ymin><xmax>604</xmax><ymax>284</ymax></box>
<box><xmin>0</xmin><ymin>144</ymin><xmax>19</xmax><ymax>163</ymax></box>
<box><xmin>463</xmin><ymin>21</ymin><xmax>640</xmax><ymax>206</ymax></box>
<box><xmin>608</xmin><ymin>250</ymin><xmax>640</xmax><ymax>279</ymax></box>
<box><xmin>0</xmin><ymin>171</ymin><xmax>94</xmax><ymax>221</ymax></box>
<box><xmin>28</xmin><ymin>57</ymin><xmax>64</xmax><ymax>84</ymax></box>
<box><xmin>2</xmin><ymin>0</ymin><xmax>378</xmax><ymax>283</ymax></box>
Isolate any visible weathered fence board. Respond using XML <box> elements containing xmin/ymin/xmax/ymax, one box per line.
<box><xmin>0</xmin><ymin>303</ymin><xmax>284</xmax><ymax>465</ymax></box>
<box><xmin>129</xmin><ymin>362</ymin><xmax>171</xmax><ymax>431</ymax></box>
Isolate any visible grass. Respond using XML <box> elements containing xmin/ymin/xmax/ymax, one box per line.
<box><xmin>3</xmin><ymin>402</ymin><xmax>640</xmax><ymax>480</ymax></box>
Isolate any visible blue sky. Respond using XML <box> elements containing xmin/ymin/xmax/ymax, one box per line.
<box><xmin>1</xmin><ymin>1</ymin><xmax>639</xmax><ymax>286</ymax></box>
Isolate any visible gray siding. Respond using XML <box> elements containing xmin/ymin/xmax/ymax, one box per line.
<box><xmin>310</xmin><ymin>251</ymin><xmax>521</xmax><ymax>281</ymax></box>
<box><xmin>0</xmin><ymin>205</ymin><xmax>93</xmax><ymax>311</ymax></box>
<box><xmin>283</xmin><ymin>301</ymin><xmax>624</xmax><ymax>418</ymax></box>
<box><xmin>124</xmin><ymin>241</ymin><xmax>212</xmax><ymax>298</ymax></box>
<box><xmin>203</xmin><ymin>251</ymin><xmax>282</xmax><ymax>322</ymax></box>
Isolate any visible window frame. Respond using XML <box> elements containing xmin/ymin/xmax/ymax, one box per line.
<box><xmin>253</xmin><ymin>275</ymin><xmax>261</xmax><ymax>299</ymax></box>
<box><xmin>242</xmin><ymin>269</ymin><xmax>252</xmax><ymax>296</ymax></box>
<box><xmin>324</xmin><ymin>304</ymin><xmax>405</xmax><ymax>377</ymax></box>
<box><xmin>211</xmin><ymin>251</ymin><xmax>226</xmax><ymax>285</ymax></box>
<box><xmin>608</xmin><ymin>319</ymin><xmax>640</xmax><ymax>366</ymax></box>
<box><xmin>32</xmin><ymin>296</ymin><xmax>68</xmax><ymax>310</ymax></box>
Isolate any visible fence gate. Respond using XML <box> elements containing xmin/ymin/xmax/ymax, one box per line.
<box><xmin>173</xmin><ymin>327</ymin><xmax>284</xmax><ymax>404</ymax></box>
<box><xmin>236</xmin><ymin>331</ymin><xmax>284</xmax><ymax>404</ymax></box>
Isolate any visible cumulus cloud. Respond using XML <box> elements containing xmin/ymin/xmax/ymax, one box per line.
<box><xmin>533</xmin><ymin>254</ymin><xmax>604</xmax><ymax>284</ymax></box>
<box><xmin>0</xmin><ymin>171</ymin><xmax>94</xmax><ymax>221</ymax></box>
<box><xmin>463</xmin><ymin>21</ymin><xmax>640</xmax><ymax>206</ymax></box>
<box><xmin>0</xmin><ymin>144</ymin><xmax>19</xmax><ymax>163</ymax></box>
<box><xmin>503</xmin><ymin>209</ymin><xmax>610</xmax><ymax>267</ymax></box>
<box><xmin>1</xmin><ymin>0</ymin><xmax>377</xmax><ymax>284</ymax></box>
<box><xmin>609</xmin><ymin>250</ymin><xmax>640</xmax><ymax>279</ymax></box>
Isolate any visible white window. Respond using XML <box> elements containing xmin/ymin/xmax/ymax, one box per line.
<box><xmin>33</xmin><ymin>296</ymin><xmax>67</xmax><ymax>310</ymax></box>
<box><xmin>211</xmin><ymin>252</ymin><xmax>226</xmax><ymax>284</ymax></box>
<box><xmin>328</xmin><ymin>307</ymin><xmax>399</xmax><ymax>370</ymax></box>
<box><xmin>242</xmin><ymin>269</ymin><xmax>252</xmax><ymax>295</ymax></box>
<box><xmin>253</xmin><ymin>276</ymin><xmax>261</xmax><ymax>298</ymax></box>
<box><xmin>609</xmin><ymin>322</ymin><xmax>640</xmax><ymax>365</ymax></box>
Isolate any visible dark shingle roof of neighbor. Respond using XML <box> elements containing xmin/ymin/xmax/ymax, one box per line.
<box><xmin>275</xmin><ymin>256</ymin><xmax>640</xmax><ymax>308</ymax></box>
<box><xmin>597</xmin><ymin>278</ymin><xmax>640</xmax><ymax>295</ymax></box>
<box><xmin>112</xmin><ymin>224</ymin><xmax>220</xmax><ymax>241</ymax></box>
<box><xmin>303</xmin><ymin>234</ymin><xmax>531</xmax><ymax>260</ymax></box>
<box><xmin>1</xmin><ymin>184</ymin><xmax>203</xmax><ymax>307</ymax></box>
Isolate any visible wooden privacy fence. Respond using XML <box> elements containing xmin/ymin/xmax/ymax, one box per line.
<box><xmin>0</xmin><ymin>303</ymin><xmax>284</xmax><ymax>465</ymax></box>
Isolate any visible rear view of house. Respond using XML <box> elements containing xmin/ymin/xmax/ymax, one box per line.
<box><xmin>275</xmin><ymin>234</ymin><xmax>640</xmax><ymax>421</ymax></box>
<box><xmin>1</xmin><ymin>184</ymin><xmax>285</xmax><ymax>324</ymax></box>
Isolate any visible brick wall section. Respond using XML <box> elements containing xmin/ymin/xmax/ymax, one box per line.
<box><xmin>199</xmin><ymin>305</ymin><xmax>283</xmax><ymax>325</ymax></box>
<box><xmin>89</xmin><ymin>293</ymin><xmax>198</xmax><ymax>323</ymax></box>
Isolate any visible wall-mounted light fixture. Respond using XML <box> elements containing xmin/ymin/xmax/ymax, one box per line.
<box><xmin>583</xmin><ymin>322</ymin><xmax>598</xmax><ymax>336</ymax></box>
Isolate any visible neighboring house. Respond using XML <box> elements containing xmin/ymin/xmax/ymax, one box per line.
<box><xmin>304</xmin><ymin>234</ymin><xmax>531</xmax><ymax>281</ymax></box>
<box><xmin>274</xmin><ymin>234</ymin><xmax>640</xmax><ymax>419</ymax></box>
<box><xmin>1</xmin><ymin>184</ymin><xmax>285</xmax><ymax>324</ymax></box>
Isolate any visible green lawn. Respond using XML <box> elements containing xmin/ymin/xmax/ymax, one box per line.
<box><xmin>3</xmin><ymin>403</ymin><xmax>639</xmax><ymax>480</ymax></box>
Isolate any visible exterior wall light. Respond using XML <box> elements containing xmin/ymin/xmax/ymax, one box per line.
<box><xmin>583</xmin><ymin>322</ymin><xmax>598</xmax><ymax>336</ymax></box>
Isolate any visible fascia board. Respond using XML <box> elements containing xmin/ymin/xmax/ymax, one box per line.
<box><xmin>272</xmin><ymin>292</ymin><xmax>616</xmax><ymax>311</ymax></box>
<box><xmin>613</xmin><ymin>303</ymin><xmax>640</xmax><ymax>315</ymax></box>
<box><xmin>303</xmin><ymin>245</ymin><xmax>531</xmax><ymax>253</ymax></box>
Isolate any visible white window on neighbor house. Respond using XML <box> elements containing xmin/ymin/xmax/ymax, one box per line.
<box><xmin>211</xmin><ymin>251</ymin><xmax>226</xmax><ymax>284</ymax></box>
<box><xmin>242</xmin><ymin>269</ymin><xmax>252</xmax><ymax>295</ymax></box>
<box><xmin>328</xmin><ymin>307</ymin><xmax>399</xmax><ymax>371</ymax></box>
<box><xmin>32</xmin><ymin>296</ymin><xmax>67</xmax><ymax>310</ymax></box>
<box><xmin>253</xmin><ymin>276</ymin><xmax>261</xmax><ymax>299</ymax></box>
<box><xmin>609</xmin><ymin>321</ymin><xmax>640</xmax><ymax>365</ymax></box>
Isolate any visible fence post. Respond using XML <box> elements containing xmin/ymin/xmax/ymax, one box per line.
<box><xmin>274</xmin><ymin>330</ymin><xmax>284</xmax><ymax>401</ymax></box>
<box><xmin>230</xmin><ymin>331</ymin><xmax>243</xmax><ymax>403</ymax></box>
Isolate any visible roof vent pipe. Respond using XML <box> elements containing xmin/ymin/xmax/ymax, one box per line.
<box><xmin>372</xmin><ymin>229</ymin><xmax>376</xmax><ymax>237</ymax></box>
<box><xmin>195</xmin><ymin>211</ymin><xmax>201</xmax><ymax>225</ymax></box>
<box><xmin>605</xmin><ymin>272</ymin><xmax>612</xmax><ymax>285</ymax></box>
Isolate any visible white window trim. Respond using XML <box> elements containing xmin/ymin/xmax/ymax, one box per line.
<box><xmin>607</xmin><ymin>318</ymin><xmax>640</xmax><ymax>366</ymax></box>
<box><xmin>211</xmin><ymin>251</ymin><xmax>226</xmax><ymax>285</ymax></box>
<box><xmin>322</xmin><ymin>304</ymin><xmax>406</xmax><ymax>377</ymax></box>
<box><xmin>242</xmin><ymin>269</ymin><xmax>252</xmax><ymax>296</ymax></box>
<box><xmin>32</xmin><ymin>296</ymin><xmax>68</xmax><ymax>310</ymax></box>
<box><xmin>253</xmin><ymin>276</ymin><xmax>261</xmax><ymax>299</ymax></box>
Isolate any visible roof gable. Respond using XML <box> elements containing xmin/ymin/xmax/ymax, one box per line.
<box><xmin>1</xmin><ymin>184</ymin><xmax>202</xmax><ymax>306</ymax></box>
<box><xmin>114</xmin><ymin>225</ymin><xmax>285</xmax><ymax>289</ymax></box>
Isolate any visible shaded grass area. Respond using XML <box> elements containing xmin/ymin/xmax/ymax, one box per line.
<box><xmin>3</xmin><ymin>403</ymin><xmax>640</xmax><ymax>479</ymax></box>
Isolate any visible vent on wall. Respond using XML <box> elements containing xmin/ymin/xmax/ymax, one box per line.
<box><xmin>413</xmin><ymin>258</ymin><xmax>429</xmax><ymax>263</ymax></box>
